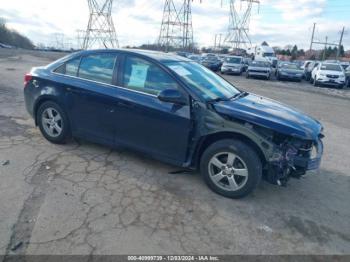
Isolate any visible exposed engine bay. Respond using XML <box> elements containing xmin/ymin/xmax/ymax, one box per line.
<box><xmin>254</xmin><ymin>125</ymin><xmax>323</xmax><ymax>186</ymax></box>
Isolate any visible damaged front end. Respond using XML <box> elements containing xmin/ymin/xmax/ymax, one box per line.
<box><xmin>256</xmin><ymin>127</ymin><xmax>324</xmax><ymax>186</ymax></box>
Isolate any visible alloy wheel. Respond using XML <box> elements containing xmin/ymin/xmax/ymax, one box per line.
<box><xmin>41</xmin><ymin>107</ymin><xmax>63</xmax><ymax>138</ymax></box>
<box><xmin>208</xmin><ymin>152</ymin><xmax>248</xmax><ymax>192</ymax></box>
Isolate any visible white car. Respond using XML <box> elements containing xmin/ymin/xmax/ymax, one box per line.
<box><xmin>311</xmin><ymin>62</ymin><xmax>346</xmax><ymax>89</ymax></box>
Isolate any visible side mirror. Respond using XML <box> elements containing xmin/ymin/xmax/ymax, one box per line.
<box><xmin>158</xmin><ymin>89</ymin><xmax>187</xmax><ymax>105</ymax></box>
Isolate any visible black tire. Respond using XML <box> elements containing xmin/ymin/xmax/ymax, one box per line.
<box><xmin>200</xmin><ymin>139</ymin><xmax>262</xmax><ymax>199</ymax></box>
<box><xmin>37</xmin><ymin>101</ymin><xmax>70</xmax><ymax>144</ymax></box>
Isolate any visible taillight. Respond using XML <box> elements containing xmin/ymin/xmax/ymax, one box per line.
<box><xmin>24</xmin><ymin>74</ymin><xmax>32</xmax><ymax>87</ymax></box>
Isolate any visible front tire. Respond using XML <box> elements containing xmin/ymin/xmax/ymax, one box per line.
<box><xmin>37</xmin><ymin>101</ymin><xmax>70</xmax><ymax>144</ymax></box>
<box><xmin>200</xmin><ymin>139</ymin><xmax>262</xmax><ymax>199</ymax></box>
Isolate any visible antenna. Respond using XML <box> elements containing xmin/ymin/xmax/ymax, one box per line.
<box><xmin>223</xmin><ymin>0</ymin><xmax>259</xmax><ymax>50</ymax></box>
<box><xmin>82</xmin><ymin>0</ymin><xmax>119</xmax><ymax>49</ymax></box>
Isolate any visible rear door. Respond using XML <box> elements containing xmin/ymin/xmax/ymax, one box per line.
<box><xmin>55</xmin><ymin>52</ymin><xmax>119</xmax><ymax>144</ymax></box>
<box><xmin>113</xmin><ymin>55</ymin><xmax>192</xmax><ymax>164</ymax></box>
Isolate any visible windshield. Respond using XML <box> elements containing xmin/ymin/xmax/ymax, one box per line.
<box><xmin>281</xmin><ymin>63</ymin><xmax>299</xmax><ymax>70</ymax></box>
<box><xmin>204</xmin><ymin>56</ymin><xmax>219</xmax><ymax>62</ymax></box>
<box><xmin>166</xmin><ymin>62</ymin><xmax>240</xmax><ymax>101</ymax></box>
<box><xmin>225</xmin><ymin>57</ymin><xmax>241</xmax><ymax>64</ymax></box>
<box><xmin>320</xmin><ymin>64</ymin><xmax>342</xmax><ymax>72</ymax></box>
<box><xmin>249</xmin><ymin>61</ymin><xmax>270</xmax><ymax>67</ymax></box>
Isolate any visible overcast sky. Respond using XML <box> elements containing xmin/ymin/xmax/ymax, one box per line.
<box><xmin>0</xmin><ymin>0</ymin><xmax>349</xmax><ymax>50</ymax></box>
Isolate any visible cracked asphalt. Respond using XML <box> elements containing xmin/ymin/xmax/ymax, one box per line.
<box><xmin>0</xmin><ymin>49</ymin><xmax>349</xmax><ymax>256</ymax></box>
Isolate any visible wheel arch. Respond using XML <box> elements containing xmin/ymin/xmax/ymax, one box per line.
<box><xmin>33</xmin><ymin>95</ymin><xmax>63</xmax><ymax>126</ymax></box>
<box><xmin>192</xmin><ymin>131</ymin><xmax>267</xmax><ymax>169</ymax></box>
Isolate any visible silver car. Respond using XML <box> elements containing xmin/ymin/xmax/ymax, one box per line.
<box><xmin>246</xmin><ymin>60</ymin><xmax>271</xmax><ymax>80</ymax></box>
<box><xmin>221</xmin><ymin>56</ymin><xmax>245</xmax><ymax>75</ymax></box>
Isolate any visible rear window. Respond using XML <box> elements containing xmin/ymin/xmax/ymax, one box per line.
<box><xmin>249</xmin><ymin>61</ymin><xmax>270</xmax><ymax>67</ymax></box>
<box><xmin>54</xmin><ymin>57</ymin><xmax>81</xmax><ymax>76</ymax></box>
<box><xmin>280</xmin><ymin>63</ymin><xmax>299</xmax><ymax>70</ymax></box>
<box><xmin>78</xmin><ymin>54</ymin><xmax>117</xmax><ymax>84</ymax></box>
<box><xmin>225</xmin><ymin>57</ymin><xmax>242</xmax><ymax>64</ymax></box>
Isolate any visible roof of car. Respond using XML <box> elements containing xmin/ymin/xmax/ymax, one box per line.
<box><xmin>76</xmin><ymin>48</ymin><xmax>192</xmax><ymax>63</ymax></box>
<box><xmin>321</xmin><ymin>62</ymin><xmax>341</xmax><ymax>66</ymax></box>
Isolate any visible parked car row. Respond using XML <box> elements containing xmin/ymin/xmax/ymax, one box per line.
<box><xmin>183</xmin><ymin>51</ymin><xmax>350</xmax><ymax>88</ymax></box>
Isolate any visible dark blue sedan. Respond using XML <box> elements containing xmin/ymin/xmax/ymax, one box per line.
<box><xmin>24</xmin><ymin>49</ymin><xmax>324</xmax><ymax>198</ymax></box>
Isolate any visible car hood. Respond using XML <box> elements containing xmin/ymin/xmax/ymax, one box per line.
<box><xmin>319</xmin><ymin>70</ymin><xmax>343</xmax><ymax>76</ymax></box>
<box><xmin>280</xmin><ymin>69</ymin><xmax>303</xmax><ymax>74</ymax></box>
<box><xmin>248</xmin><ymin>66</ymin><xmax>270</xmax><ymax>71</ymax></box>
<box><xmin>213</xmin><ymin>93</ymin><xmax>322</xmax><ymax>140</ymax></box>
<box><xmin>223</xmin><ymin>63</ymin><xmax>241</xmax><ymax>67</ymax></box>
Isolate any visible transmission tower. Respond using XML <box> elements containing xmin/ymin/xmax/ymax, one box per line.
<box><xmin>223</xmin><ymin>0</ymin><xmax>259</xmax><ymax>50</ymax></box>
<box><xmin>180</xmin><ymin>0</ymin><xmax>194</xmax><ymax>51</ymax></box>
<box><xmin>82</xmin><ymin>0</ymin><xmax>119</xmax><ymax>49</ymax></box>
<box><xmin>158</xmin><ymin>0</ymin><xmax>200</xmax><ymax>52</ymax></box>
<box><xmin>158</xmin><ymin>0</ymin><xmax>183</xmax><ymax>51</ymax></box>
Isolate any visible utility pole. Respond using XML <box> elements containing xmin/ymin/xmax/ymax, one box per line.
<box><xmin>322</xmin><ymin>36</ymin><xmax>328</xmax><ymax>60</ymax></box>
<box><xmin>223</xmin><ymin>0</ymin><xmax>260</xmax><ymax>50</ymax></box>
<box><xmin>336</xmin><ymin>26</ymin><xmax>345</xmax><ymax>59</ymax></box>
<box><xmin>309</xmin><ymin>23</ymin><xmax>316</xmax><ymax>52</ymax></box>
<box><xmin>83</xmin><ymin>0</ymin><xmax>119</xmax><ymax>49</ymax></box>
<box><xmin>308</xmin><ymin>23</ymin><xmax>343</xmax><ymax>60</ymax></box>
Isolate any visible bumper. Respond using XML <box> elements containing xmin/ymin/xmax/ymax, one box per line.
<box><xmin>248</xmin><ymin>71</ymin><xmax>269</xmax><ymax>77</ymax></box>
<box><xmin>316</xmin><ymin>78</ymin><xmax>345</xmax><ymax>87</ymax></box>
<box><xmin>221</xmin><ymin>67</ymin><xmax>241</xmax><ymax>74</ymax></box>
<box><xmin>203</xmin><ymin>64</ymin><xmax>221</xmax><ymax>71</ymax></box>
<box><xmin>279</xmin><ymin>74</ymin><xmax>303</xmax><ymax>80</ymax></box>
<box><xmin>294</xmin><ymin>139</ymin><xmax>323</xmax><ymax>170</ymax></box>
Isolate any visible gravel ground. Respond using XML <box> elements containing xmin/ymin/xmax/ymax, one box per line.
<box><xmin>0</xmin><ymin>49</ymin><xmax>349</xmax><ymax>256</ymax></box>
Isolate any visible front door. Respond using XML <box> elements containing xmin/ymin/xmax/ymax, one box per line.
<box><xmin>113</xmin><ymin>55</ymin><xmax>192</xmax><ymax>164</ymax></box>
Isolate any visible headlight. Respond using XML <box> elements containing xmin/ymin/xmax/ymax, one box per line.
<box><xmin>339</xmin><ymin>74</ymin><xmax>345</xmax><ymax>79</ymax></box>
<box><xmin>310</xmin><ymin>144</ymin><xmax>318</xmax><ymax>159</ymax></box>
<box><xmin>319</xmin><ymin>73</ymin><xmax>326</xmax><ymax>77</ymax></box>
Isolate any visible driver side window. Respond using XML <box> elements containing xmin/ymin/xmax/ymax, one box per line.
<box><xmin>122</xmin><ymin>56</ymin><xmax>178</xmax><ymax>95</ymax></box>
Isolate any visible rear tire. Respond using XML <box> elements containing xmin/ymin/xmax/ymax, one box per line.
<box><xmin>200</xmin><ymin>139</ymin><xmax>262</xmax><ymax>199</ymax></box>
<box><xmin>37</xmin><ymin>101</ymin><xmax>70</xmax><ymax>144</ymax></box>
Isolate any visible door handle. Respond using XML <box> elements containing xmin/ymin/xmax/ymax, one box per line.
<box><xmin>117</xmin><ymin>101</ymin><xmax>134</xmax><ymax>108</ymax></box>
<box><xmin>66</xmin><ymin>87</ymin><xmax>82</xmax><ymax>94</ymax></box>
